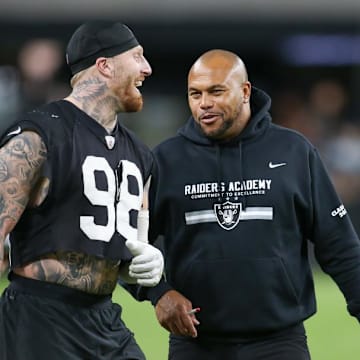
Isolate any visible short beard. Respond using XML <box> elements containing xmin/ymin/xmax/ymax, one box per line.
<box><xmin>116</xmin><ymin>76</ymin><xmax>144</xmax><ymax>113</ymax></box>
<box><xmin>123</xmin><ymin>95</ymin><xmax>143</xmax><ymax>112</ymax></box>
<box><xmin>200</xmin><ymin>118</ymin><xmax>233</xmax><ymax>140</ymax></box>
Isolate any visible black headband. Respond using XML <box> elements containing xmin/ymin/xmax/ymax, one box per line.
<box><xmin>66</xmin><ymin>21</ymin><xmax>139</xmax><ymax>75</ymax></box>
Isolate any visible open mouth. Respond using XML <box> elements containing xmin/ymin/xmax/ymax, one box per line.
<box><xmin>200</xmin><ymin>113</ymin><xmax>220</xmax><ymax>124</ymax></box>
<box><xmin>134</xmin><ymin>80</ymin><xmax>143</xmax><ymax>94</ymax></box>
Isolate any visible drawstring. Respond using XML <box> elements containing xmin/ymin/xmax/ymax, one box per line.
<box><xmin>238</xmin><ymin>142</ymin><xmax>247</xmax><ymax>209</ymax></box>
<box><xmin>215</xmin><ymin>144</ymin><xmax>223</xmax><ymax>203</ymax></box>
<box><xmin>215</xmin><ymin>142</ymin><xmax>246</xmax><ymax>208</ymax></box>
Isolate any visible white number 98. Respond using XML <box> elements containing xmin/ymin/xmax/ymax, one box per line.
<box><xmin>80</xmin><ymin>156</ymin><xmax>143</xmax><ymax>243</ymax></box>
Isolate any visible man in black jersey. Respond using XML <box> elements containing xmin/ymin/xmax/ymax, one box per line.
<box><xmin>129</xmin><ymin>50</ymin><xmax>360</xmax><ymax>360</ymax></box>
<box><xmin>0</xmin><ymin>21</ymin><xmax>164</xmax><ymax>360</ymax></box>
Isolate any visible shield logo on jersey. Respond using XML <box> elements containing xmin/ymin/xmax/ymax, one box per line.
<box><xmin>105</xmin><ymin>135</ymin><xmax>115</xmax><ymax>150</ymax></box>
<box><xmin>214</xmin><ymin>201</ymin><xmax>242</xmax><ymax>230</ymax></box>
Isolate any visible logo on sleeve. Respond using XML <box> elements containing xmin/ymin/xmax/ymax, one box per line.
<box><xmin>7</xmin><ymin>126</ymin><xmax>22</xmax><ymax>136</ymax></box>
<box><xmin>331</xmin><ymin>204</ymin><xmax>347</xmax><ymax>218</ymax></box>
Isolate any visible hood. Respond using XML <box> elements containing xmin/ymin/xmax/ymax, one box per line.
<box><xmin>178</xmin><ymin>86</ymin><xmax>272</xmax><ymax>145</ymax></box>
<box><xmin>177</xmin><ymin>87</ymin><xmax>272</xmax><ymax>208</ymax></box>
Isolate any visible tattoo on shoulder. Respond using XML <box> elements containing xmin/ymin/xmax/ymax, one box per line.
<box><xmin>4</xmin><ymin>132</ymin><xmax>46</xmax><ymax>174</ymax></box>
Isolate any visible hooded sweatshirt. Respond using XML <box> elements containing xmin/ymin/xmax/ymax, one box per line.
<box><xmin>143</xmin><ymin>87</ymin><xmax>360</xmax><ymax>340</ymax></box>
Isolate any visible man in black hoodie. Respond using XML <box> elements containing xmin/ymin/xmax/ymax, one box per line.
<box><xmin>131</xmin><ymin>49</ymin><xmax>360</xmax><ymax>359</ymax></box>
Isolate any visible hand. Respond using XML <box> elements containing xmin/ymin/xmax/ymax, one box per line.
<box><xmin>155</xmin><ymin>290</ymin><xmax>200</xmax><ymax>338</ymax></box>
<box><xmin>125</xmin><ymin>239</ymin><xmax>164</xmax><ymax>287</ymax></box>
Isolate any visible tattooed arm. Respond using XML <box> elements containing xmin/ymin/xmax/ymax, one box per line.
<box><xmin>0</xmin><ymin>131</ymin><xmax>46</xmax><ymax>275</ymax></box>
<box><xmin>0</xmin><ymin>236</ymin><xmax>9</xmax><ymax>276</ymax></box>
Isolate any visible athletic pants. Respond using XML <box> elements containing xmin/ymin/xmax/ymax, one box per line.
<box><xmin>169</xmin><ymin>323</ymin><xmax>311</xmax><ymax>360</ymax></box>
<box><xmin>0</xmin><ymin>274</ymin><xmax>146</xmax><ymax>360</ymax></box>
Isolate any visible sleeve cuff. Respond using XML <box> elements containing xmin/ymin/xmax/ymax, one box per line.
<box><xmin>140</xmin><ymin>277</ymin><xmax>173</xmax><ymax>306</ymax></box>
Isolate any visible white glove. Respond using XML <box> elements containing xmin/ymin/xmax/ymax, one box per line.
<box><xmin>125</xmin><ymin>239</ymin><xmax>164</xmax><ymax>287</ymax></box>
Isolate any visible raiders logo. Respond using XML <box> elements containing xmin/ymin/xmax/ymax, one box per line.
<box><xmin>105</xmin><ymin>135</ymin><xmax>115</xmax><ymax>150</ymax></box>
<box><xmin>214</xmin><ymin>201</ymin><xmax>242</xmax><ymax>230</ymax></box>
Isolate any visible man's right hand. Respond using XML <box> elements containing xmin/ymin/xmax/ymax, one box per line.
<box><xmin>155</xmin><ymin>290</ymin><xmax>200</xmax><ymax>338</ymax></box>
<box><xmin>125</xmin><ymin>239</ymin><xmax>164</xmax><ymax>287</ymax></box>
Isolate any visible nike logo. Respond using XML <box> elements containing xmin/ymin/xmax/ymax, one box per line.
<box><xmin>7</xmin><ymin>126</ymin><xmax>22</xmax><ymax>136</ymax></box>
<box><xmin>269</xmin><ymin>161</ymin><xmax>287</xmax><ymax>169</ymax></box>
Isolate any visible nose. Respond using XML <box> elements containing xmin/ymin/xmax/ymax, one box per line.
<box><xmin>142</xmin><ymin>57</ymin><xmax>152</xmax><ymax>77</ymax></box>
<box><xmin>200</xmin><ymin>94</ymin><xmax>213</xmax><ymax>109</ymax></box>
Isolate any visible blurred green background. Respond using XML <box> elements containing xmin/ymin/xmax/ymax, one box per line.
<box><xmin>1</xmin><ymin>270</ymin><xmax>359</xmax><ymax>359</ymax></box>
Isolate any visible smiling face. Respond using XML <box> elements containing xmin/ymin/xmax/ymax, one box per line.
<box><xmin>110</xmin><ymin>45</ymin><xmax>152</xmax><ymax>112</ymax></box>
<box><xmin>188</xmin><ymin>50</ymin><xmax>251</xmax><ymax>141</ymax></box>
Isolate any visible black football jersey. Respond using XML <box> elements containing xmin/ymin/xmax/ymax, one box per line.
<box><xmin>1</xmin><ymin>100</ymin><xmax>153</xmax><ymax>267</ymax></box>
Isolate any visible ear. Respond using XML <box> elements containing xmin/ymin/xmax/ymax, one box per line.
<box><xmin>242</xmin><ymin>81</ymin><xmax>252</xmax><ymax>103</ymax></box>
<box><xmin>95</xmin><ymin>57</ymin><xmax>113</xmax><ymax>78</ymax></box>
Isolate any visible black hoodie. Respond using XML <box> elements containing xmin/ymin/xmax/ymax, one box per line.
<box><xmin>142</xmin><ymin>87</ymin><xmax>360</xmax><ymax>340</ymax></box>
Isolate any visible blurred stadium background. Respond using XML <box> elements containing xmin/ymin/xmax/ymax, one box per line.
<box><xmin>0</xmin><ymin>1</ymin><xmax>359</xmax><ymax>358</ymax></box>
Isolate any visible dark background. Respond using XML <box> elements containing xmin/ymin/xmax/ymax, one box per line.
<box><xmin>0</xmin><ymin>1</ymin><xmax>359</xmax><ymax>233</ymax></box>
